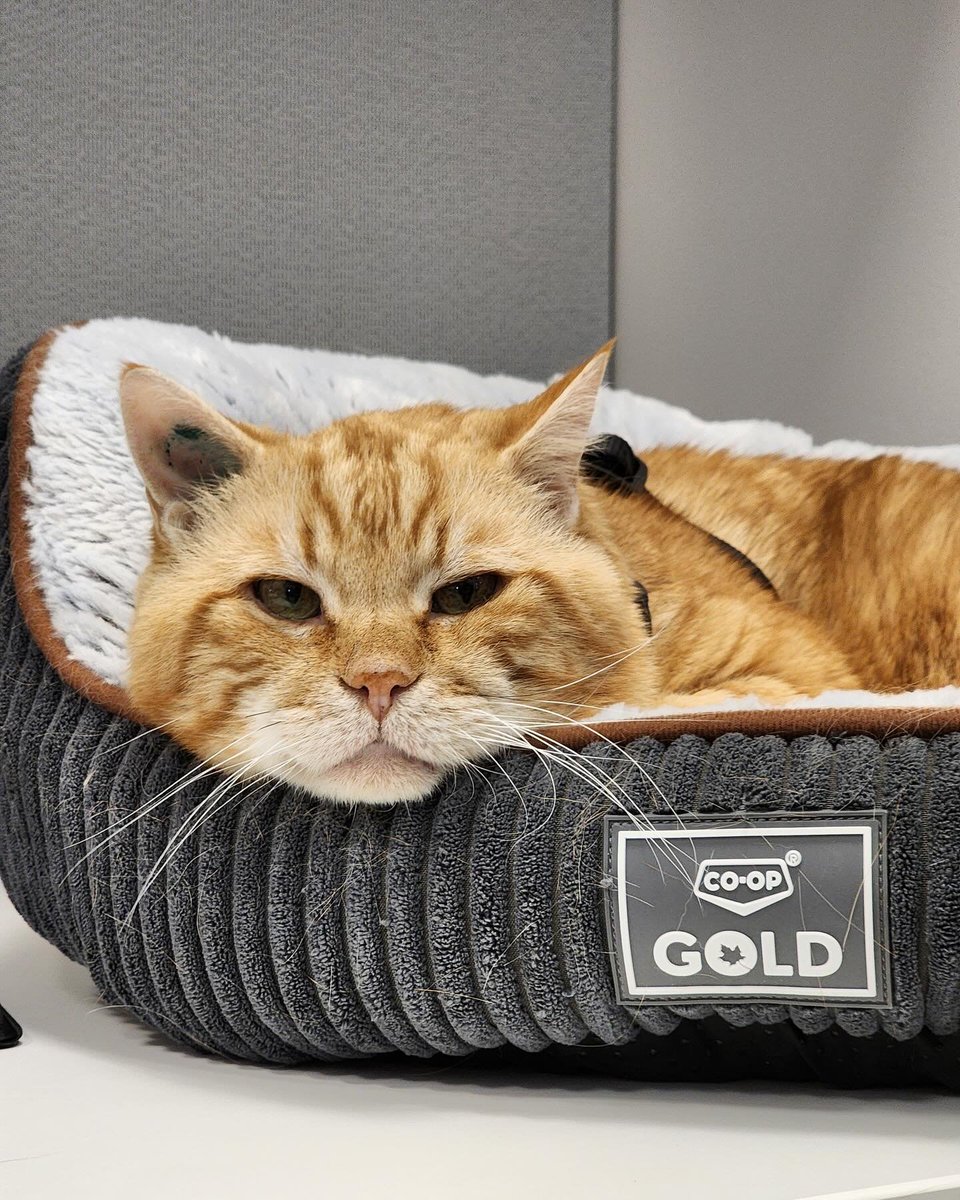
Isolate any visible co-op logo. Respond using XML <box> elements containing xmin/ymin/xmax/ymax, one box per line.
<box><xmin>693</xmin><ymin>850</ymin><xmax>802</xmax><ymax>916</ymax></box>
<box><xmin>606</xmin><ymin>816</ymin><xmax>889</xmax><ymax>1006</ymax></box>
<box><xmin>658</xmin><ymin>849</ymin><xmax>843</xmax><ymax>981</ymax></box>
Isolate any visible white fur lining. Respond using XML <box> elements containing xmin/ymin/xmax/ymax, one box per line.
<box><xmin>22</xmin><ymin>317</ymin><xmax>960</xmax><ymax>714</ymax></box>
<box><xmin>591</xmin><ymin>686</ymin><xmax>960</xmax><ymax>723</ymax></box>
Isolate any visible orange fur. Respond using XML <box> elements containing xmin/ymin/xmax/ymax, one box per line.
<box><xmin>642</xmin><ymin>447</ymin><xmax>960</xmax><ymax>691</ymax></box>
<box><xmin>120</xmin><ymin>350</ymin><xmax>859</xmax><ymax>805</ymax></box>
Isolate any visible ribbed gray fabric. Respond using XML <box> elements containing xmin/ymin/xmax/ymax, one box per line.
<box><xmin>1</xmin><ymin>349</ymin><xmax>958</xmax><ymax>1066</ymax></box>
<box><xmin>0</xmin><ymin>2</ymin><xmax>614</xmax><ymax>379</ymax></box>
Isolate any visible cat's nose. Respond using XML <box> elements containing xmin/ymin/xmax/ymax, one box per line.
<box><xmin>340</xmin><ymin>666</ymin><xmax>419</xmax><ymax>721</ymax></box>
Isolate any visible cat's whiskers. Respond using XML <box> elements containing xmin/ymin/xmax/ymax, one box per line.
<box><xmin>463</xmin><ymin>710</ymin><xmax>681</xmax><ymax>892</ymax></box>
<box><xmin>498</xmin><ymin>699</ymin><xmax>692</xmax><ymax>839</ymax></box>
<box><xmin>68</xmin><ymin>724</ymin><xmax>287</xmax><ymax>874</ymax></box>
<box><xmin>87</xmin><ymin>706</ymin><xmax>285</xmax><ymax>763</ymax></box>
<box><xmin>456</xmin><ymin>731</ymin><xmax>538</xmax><ymax>829</ymax></box>
<box><xmin>69</xmin><ymin>744</ymin><xmax>247</xmax><ymax>866</ymax></box>
<box><xmin>466</xmin><ymin>707</ymin><xmax>694</xmax><ymax>887</ymax></box>
<box><xmin>146</xmin><ymin>767</ymin><xmax>286</xmax><ymax>903</ymax></box>
<box><xmin>87</xmin><ymin>717</ymin><xmax>180</xmax><ymax>759</ymax></box>
<box><xmin>128</xmin><ymin>746</ymin><xmax>301</xmax><ymax>916</ymax></box>
<box><xmin>136</xmin><ymin>779</ymin><xmax>238</xmax><ymax>907</ymax></box>
<box><xmin>464</xmin><ymin>712</ymin><xmax>635</xmax><ymax>819</ymax></box>
<box><xmin>459</xmin><ymin>762</ymin><xmax>492</xmax><ymax>807</ymax></box>
<box><xmin>459</xmin><ymin>732</ymin><xmax>562</xmax><ymax>845</ymax></box>
<box><xmin>465</xmin><ymin>715</ymin><xmax>674</xmax><ymax>881</ymax></box>
<box><xmin>546</xmin><ymin>635</ymin><xmax>655</xmax><ymax>693</ymax></box>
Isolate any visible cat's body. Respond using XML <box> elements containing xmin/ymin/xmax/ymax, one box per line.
<box><xmin>643</xmin><ymin>447</ymin><xmax>960</xmax><ymax>691</ymax></box>
<box><xmin>575</xmin><ymin>474</ymin><xmax>857</xmax><ymax>707</ymax></box>
<box><xmin>118</xmin><ymin>346</ymin><xmax>946</xmax><ymax>806</ymax></box>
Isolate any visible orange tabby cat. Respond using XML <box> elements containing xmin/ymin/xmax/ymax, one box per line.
<box><xmin>119</xmin><ymin>346</ymin><xmax>856</xmax><ymax>805</ymax></box>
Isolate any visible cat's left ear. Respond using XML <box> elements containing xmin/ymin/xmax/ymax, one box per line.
<box><xmin>504</xmin><ymin>341</ymin><xmax>613</xmax><ymax>524</ymax></box>
<box><xmin>119</xmin><ymin>365</ymin><xmax>262</xmax><ymax>537</ymax></box>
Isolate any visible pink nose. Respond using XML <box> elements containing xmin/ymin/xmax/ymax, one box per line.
<box><xmin>341</xmin><ymin>666</ymin><xmax>419</xmax><ymax>721</ymax></box>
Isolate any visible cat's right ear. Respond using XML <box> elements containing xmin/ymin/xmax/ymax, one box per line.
<box><xmin>119</xmin><ymin>365</ymin><xmax>260</xmax><ymax>537</ymax></box>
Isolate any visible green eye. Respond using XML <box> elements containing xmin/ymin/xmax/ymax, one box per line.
<box><xmin>431</xmin><ymin>573</ymin><xmax>502</xmax><ymax>616</ymax></box>
<box><xmin>252</xmin><ymin>578</ymin><xmax>322</xmax><ymax>621</ymax></box>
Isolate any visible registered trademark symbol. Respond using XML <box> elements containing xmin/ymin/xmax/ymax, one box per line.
<box><xmin>785</xmin><ymin>850</ymin><xmax>802</xmax><ymax>867</ymax></box>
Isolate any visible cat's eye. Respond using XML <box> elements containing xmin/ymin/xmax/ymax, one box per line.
<box><xmin>430</xmin><ymin>573</ymin><xmax>502</xmax><ymax>616</ymax></box>
<box><xmin>252</xmin><ymin>578</ymin><xmax>323</xmax><ymax>621</ymax></box>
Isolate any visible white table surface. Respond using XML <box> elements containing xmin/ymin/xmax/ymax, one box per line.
<box><xmin>2</xmin><ymin>887</ymin><xmax>960</xmax><ymax>1200</ymax></box>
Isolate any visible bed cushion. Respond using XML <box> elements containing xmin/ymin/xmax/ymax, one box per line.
<box><xmin>12</xmin><ymin>317</ymin><xmax>960</xmax><ymax>740</ymax></box>
<box><xmin>3</xmin><ymin>321</ymin><xmax>960</xmax><ymax>1086</ymax></box>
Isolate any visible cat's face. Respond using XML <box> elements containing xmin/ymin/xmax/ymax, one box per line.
<box><xmin>120</xmin><ymin>348</ymin><xmax>656</xmax><ymax>804</ymax></box>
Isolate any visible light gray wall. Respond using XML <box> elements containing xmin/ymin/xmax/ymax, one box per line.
<box><xmin>0</xmin><ymin>1</ymin><xmax>614</xmax><ymax>380</ymax></box>
<box><xmin>615</xmin><ymin>1</ymin><xmax>960</xmax><ymax>445</ymax></box>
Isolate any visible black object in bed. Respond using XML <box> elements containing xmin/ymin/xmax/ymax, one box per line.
<box><xmin>1</xmin><ymin>344</ymin><xmax>959</xmax><ymax>1088</ymax></box>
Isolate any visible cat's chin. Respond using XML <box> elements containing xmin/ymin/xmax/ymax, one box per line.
<box><xmin>298</xmin><ymin>742</ymin><xmax>445</xmax><ymax>806</ymax></box>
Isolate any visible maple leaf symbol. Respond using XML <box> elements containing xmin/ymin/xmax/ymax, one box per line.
<box><xmin>719</xmin><ymin>943</ymin><xmax>745</xmax><ymax>967</ymax></box>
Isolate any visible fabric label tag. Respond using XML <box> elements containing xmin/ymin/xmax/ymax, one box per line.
<box><xmin>604</xmin><ymin>812</ymin><xmax>891</xmax><ymax>1007</ymax></box>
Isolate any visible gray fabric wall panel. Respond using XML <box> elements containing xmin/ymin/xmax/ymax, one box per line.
<box><xmin>0</xmin><ymin>2</ymin><xmax>614</xmax><ymax>377</ymax></box>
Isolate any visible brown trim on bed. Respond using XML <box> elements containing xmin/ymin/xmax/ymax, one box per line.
<box><xmin>536</xmin><ymin>703</ymin><xmax>960</xmax><ymax>749</ymax></box>
<box><xmin>9</xmin><ymin>324</ymin><xmax>145</xmax><ymax>723</ymax></box>
<box><xmin>9</xmin><ymin>326</ymin><xmax>960</xmax><ymax>747</ymax></box>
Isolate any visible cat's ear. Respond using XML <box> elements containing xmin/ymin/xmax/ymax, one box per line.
<box><xmin>119</xmin><ymin>365</ymin><xmax>260</xmax><ymax>536</ymax></box>
<box><xmin>503</xmin><ymin>341</ymin><xmax>613</xmax><ymax>524</ymax></box>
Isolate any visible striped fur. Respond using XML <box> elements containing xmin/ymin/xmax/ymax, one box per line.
<box><xmin>119</xmin><ymin>350</ymin><xmax>856</xmax><ymax>804</ymax></box>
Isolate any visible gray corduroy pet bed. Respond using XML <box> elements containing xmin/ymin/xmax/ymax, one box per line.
<box><xmin>3</xmin><ymin>323</ymin><xmax>960</xmax><ymax>1087</ymax></box>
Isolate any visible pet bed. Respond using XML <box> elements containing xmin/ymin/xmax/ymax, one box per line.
<box><xmin>2</xmin><ymin>319</ymin><xmax>959</xmax><ymax>1087</ymax></box>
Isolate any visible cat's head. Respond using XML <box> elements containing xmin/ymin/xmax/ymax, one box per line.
<box><xmin>119</xmin><ymin>346</ymin><xmax>657</xmax><ymax>804</ymax></box>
